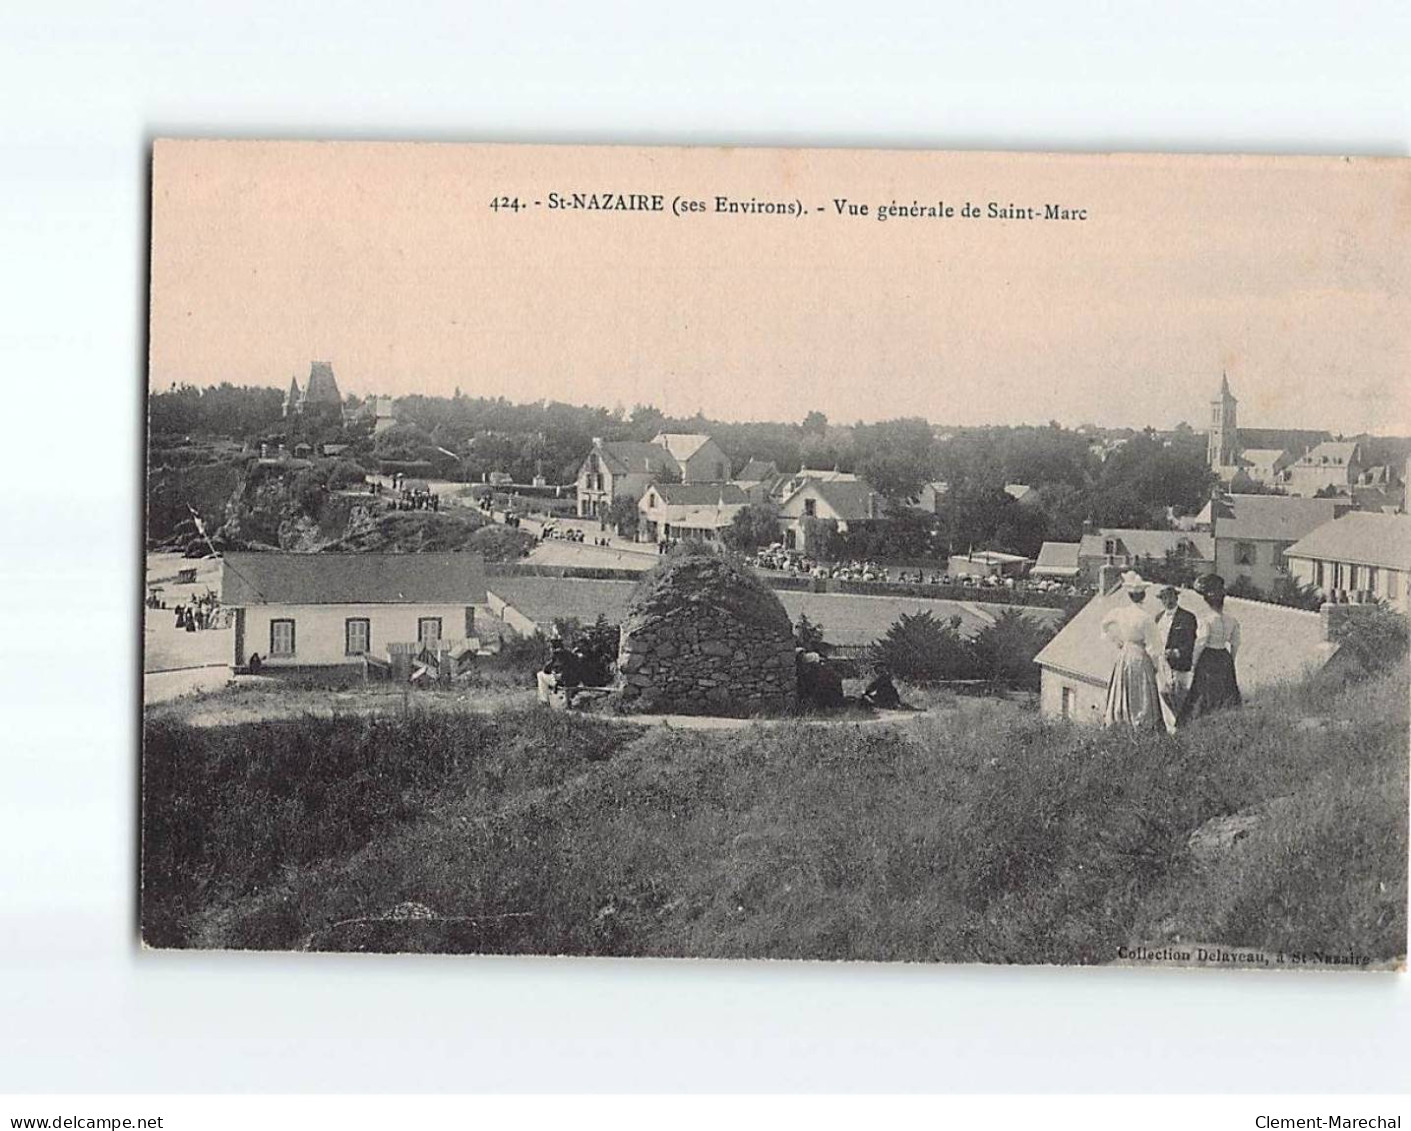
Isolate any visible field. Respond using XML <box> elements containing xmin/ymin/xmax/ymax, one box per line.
<box><xmin>141</xmin><ymin>657</ymin><xmax>1408</xmax><ymax>966</ymax></box>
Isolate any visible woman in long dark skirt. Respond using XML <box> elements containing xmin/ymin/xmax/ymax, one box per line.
<box><xmin>1176</xmin><ymin>573</ymin><xmax>1242</xmax><ymax>726</ymax></box>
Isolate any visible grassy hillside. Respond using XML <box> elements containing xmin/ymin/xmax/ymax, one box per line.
<box><xmin>141</xmin><ymin>661</ymin><xmax>1408</xmax><ymax>964</ymax></box>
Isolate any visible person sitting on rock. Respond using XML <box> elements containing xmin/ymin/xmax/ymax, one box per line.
<box><xmin>862</xmin><ymin>663</ymin><xmax>904</xmax><ymax>710</ymax></box>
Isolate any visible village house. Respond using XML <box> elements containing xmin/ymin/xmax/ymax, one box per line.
<box><xmin>1283</xmin><ymin>440</ymin><xmax>1365</xmax><ymax>497</ymax></box>
<box><xmin>1237</xmin><ymin>447</ymin><xmax>1294</xmax><ymax>488</ymax></box>
<box><xmin>1284</xmin><ymin>511</ymin><xmax>1411</xmax><ymax>613</ymax></box>
<box><xmin>638</xmin><ymin>482</ymin><xmax>749</xmax><ymax>544</ymax></box>
<box><xmin>652</xmin><ymin>433</ymin><xmax>731</xmax><ymax>483</ymax></box>
<box><xmin>732</xmin><ymin>458</ymin><xmax>783</xmax><ymax>504</ymax></box>
<box><xmin>1030</xmin><ymin>540</ymin><xmax>1082</xmax><ymax>582</ymax></box>
<box><xmin>1033</xmin><ymin>569</ymin><xmax>1344</xmax><ymax>724</ymax></box>
<box><xmin>1076</xmin><ymin>528</ymin><xmax>1216</xmax><ymax>586</ymax></box>
<box><xmin>1193</xmin><ymin>493</ymin><xmax>1352</xmax><ymax>595</ymax></box>
<box><xmin>575</xmin><ymin>438</ymin><xmax>681</xmax><ymax>518</ymax></box>
<box><xmin>575</xmin><ymin>433</ymin><xmax>733</xmax><ymax>519</ymax></box>
<box><xmin>221</xmin><ymin>552</ymin><xmax>487</xmax><ymax>671</ymax></box>
<box><xmin>1003</xmin><ymin>483</ymin><xmax>1039</xmax><ymax>506</ymax></box>
<box><xmin>776</xmin><ymin>477</ymin><xmax>885</xmax><ymax>554</ymax></box>
<box><xmin>772</xmin><ymin>466</ymin><xmax>860</xmax><ymax>503</ymax></box>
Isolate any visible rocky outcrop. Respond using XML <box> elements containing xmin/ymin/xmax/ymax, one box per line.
<box><xmin>616</xmin><ymin>549</ymin><xmax>797</xmax><ymax>716</ymax></box>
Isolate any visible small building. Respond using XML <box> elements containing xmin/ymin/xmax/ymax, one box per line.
<box><xmin>1284</xmin><ymin>511</ymin><xmax>1411</xmax><ymax>612</ymax></box>
<box><xmin>1077</xmin><ymin>529</ymin><xmax>1216</xmax><ymax>586</ymax></box>
<box><xmin>575</xmin><ymin>438</ymin><xmax>681</xmax><ymax>518</ymax></box>
<box><xmin>1034</xmin><ymin>577</ymin><xmax>1343</xmax><ymax>724</ymax></box>
<box><xmin>1284</xmin><ymin>440</ymin><xmax>1365</xmax><ymax>498</ymax></box>
<box><xmin>948</xmin><ymin>549</ymin><xmax>1031</xmax><ymax>579</ymax></box>
<box><xmin>776</xmin><ymin>477</ymin><xmax>885</xmax><ymax>554</ymax></box>
<box><xmin>773</xmin><ymin>467</ymin><xmax>860</xmax><ymax>503</ymax></box>
<box><xmin>638</xmin><ymin>482</ymin><xmax>749</xmax><ymax>544</ymax></box>
<box><xmin>1238</xmin><ymin>447</ymin><xmax>1294</xmax><ymax>487</ymax></box>
<box><xmin>733</xmin><ymin>458</ymin><xmax>783</xmax><ymax>504</ymax></box>
<box><xmin>1196</xmin><ymin>493</ymin><xmax>1351</xmax><ymax>595</ymax></box>
<box><xmin>902</xmin><ymin>480</ymin><xmax>950</xmax><ymax>514</ymax></box>
<box><xmin>651</xmin><ymin>433</ymin><xmax>731</xmax><ymax>484</ymax></box>
<box><xmin>221</xmin><ymin>552</ymin><xmax>487</xmax><ymax>670</ymax></box>
<box><xmin>1003</xmin><ymin>483</ymin><xmax>1039</xmax><ymax>507</ymax></box>
<box><xmin>1031</xmin><ymin>541</ymin><xmax>1082</xmax><ymax>581</ymax></box>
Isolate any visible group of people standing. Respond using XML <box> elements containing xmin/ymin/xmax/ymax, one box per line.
<box><xmin>173</xmin><ymin>591</ymin><xmax>220</xmax><ymax>632</ymax></box>
<box><xmin>1101</xmin><ymin>571</ymin><xmax>1242</xmax><ymax>733</ymax></box>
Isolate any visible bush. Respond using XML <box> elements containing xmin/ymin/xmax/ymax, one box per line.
<box><xmin>467</xmin><ymin>524</ymin><xmax>537</xmax><ymax>562</ymax></box>
<box><xmin>1333</xmin><ymin>604</ymin><xmax>1409</xmax><ymax>669</ymax></box>
<box><xmin>868</xmin><ymin>611</ymin><xmax>975</xmax><ymax>684</ymax></box>
<box><xmin>968</xmin><ymin>608</ymin><xmax>1056</xmax><ymax>690</ymax></box>
<box><xmin>326</xmin><ymin>459</ymin><xmax>368</xmax><ymax>490</ymax></box>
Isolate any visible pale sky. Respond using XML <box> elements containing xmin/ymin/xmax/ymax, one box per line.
<box><xmin>149</xmin><ymin>141</ymin><xmax>1411</xmax><ymax>434</ymax></box>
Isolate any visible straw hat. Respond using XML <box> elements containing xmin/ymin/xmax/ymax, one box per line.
<box><xmin>1120</xmin><ymin>570</ymin><xmax>1147</xmax><ymax>592</ymax></box>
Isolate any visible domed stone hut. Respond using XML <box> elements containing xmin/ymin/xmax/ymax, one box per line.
<box><xmin>616</xmin><ymin>548</ymin><xmax>797</xmax><ymax>716</ymax></box>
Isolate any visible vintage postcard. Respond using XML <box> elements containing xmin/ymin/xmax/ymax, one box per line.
<box><xmin>143</xmin><ymin>140</ymin><xmax>1409</xmax><ymax>969</ymax></box>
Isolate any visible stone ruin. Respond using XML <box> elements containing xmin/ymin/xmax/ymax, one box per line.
<box><xmin>616</xmin><ymin>549</ymin><xmax>798</xmax><ymax>716</ymax></box>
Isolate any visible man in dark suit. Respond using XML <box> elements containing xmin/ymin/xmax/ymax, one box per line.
<box><xmin>1154</xmin><ymin>584</ymin><xmax>1198</xmax><ymax>724</ymax></box>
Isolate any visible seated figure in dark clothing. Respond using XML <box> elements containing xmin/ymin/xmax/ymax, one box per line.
<box><xmin>862</xmin><ymin>664</ymin><xmax>904</xmax><ymax>709</ymax></box>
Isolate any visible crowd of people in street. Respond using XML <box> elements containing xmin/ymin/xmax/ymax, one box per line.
<box><xmin>1101</xmin><ymin>571</ymin><xmax>1242</xmax><ymax>735</ymax></box>
<box><xmin>746</xmin><ymin>544</ymin><xmax>1091</xmax><ymax>597</ymax></box>
<box><xmin>385</xmin><ymin>474</ymin><xmax>441</xmax><ymax>512</ymax></box>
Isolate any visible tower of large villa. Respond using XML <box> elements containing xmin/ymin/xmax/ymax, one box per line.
<box><xmin>1208</xmin><ymin>373</ymin><xmax>1239</xmax><ymax>477</ymax></box>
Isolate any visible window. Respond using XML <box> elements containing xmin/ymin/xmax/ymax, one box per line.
<box><xmin>1314</xmin><ymin>560</ymin><xmax>1325</xmax><ymax>588</ymax></box>
<box><xmin>270</xmin><ymin>618</ymin><xmax>295</xmax><ymax>657</ymax></box>
<box><xmin>803</xmin><ymin>498</ymin><xmax>816</xmax><ymax>518</ymax></box>
<box><xmin>418</xmin><ymin>617</ymin><xmax>442</xmax><ymax>647</ymax></box>
<box><xmin>1235</xmin><ymin>542</ymin><xmax>1256</xmax><ymax>566</ymax></box>
<box><xmin>1103</xmin><ymin>538</ymin><xmax>1117</xmax><ymax>556</ymax></box>
<box><xmin>345</xmin><ymin>618</ymin><xmax>370</xmax><ymax>655</ymax></box>
<box><xmin>716</xmin><ymin>462</ymin><xmax>726</xmax><ymax>481</ymax></box>
<box><xmin>1060</xmin><ymin>685</ymin><xmax>1075</xmax><ymax>720</ymax></box>
<box><xmin>1388</xmin><ymin>571</ymin><xmax>1400</xmax><ymax>600</ymax></box>
<box><xmin>1367</xmin><ymin>567</ymin><xmax>1379</xmax><ymax>595</ymax></box>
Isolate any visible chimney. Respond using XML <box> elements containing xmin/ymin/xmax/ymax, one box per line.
<box><xmin>1082</xmin><ymin>517</ymin><xmax>1096</xmax><ymax>536</ymax></box>
<box><xmin>1098</xmin><ymin>564</ymin><xmax>1123</xmax><ymax>595</ymax></box>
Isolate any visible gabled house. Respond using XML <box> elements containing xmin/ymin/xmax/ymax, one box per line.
<box><xmin>1237</xmin><ymin>448</ymin><xmax>1293</xmax><ymax>487</ymax></box>
<box><xmin>651</xmin><ymin>433</ymin><xmax>731</xmax><ymax>483</ymax></box>
<box><xmin>1284</xmin><ymin>511</ymin><xmax>1411</xmax><ymax>612</ymax></box>
<box><xmin>732</xmin><ymin>458</ymin><xmax>783</xmax><ymax>504</ymax></box>
<box><xmin>221</xmin><ymin>552</ymin><xmax>487</xmax><ymax>671</ymax></box>
<box><xmin>575</xmin><ymin>438</ymin><xmax>682</xmax><ymax>518</ymax></box>
<box><xmin>1003</xmin><ymin>483</ymin><xmax>1039</xmax><ymax>506</ymax></box>
<box><xmin>1076</xmin><ymin>529</ymin><xmax>1215</xmax><ymax>586</ymax></box>
<box><xmin>1195</xmin><ymin>493</ymin><xmax>1351</xmax><ymax>594</ymax></box>
<box><xmin>639</xmin><ymin>482</ymin><xmax>749</xmax><ymax>544</ymax></box>
<box><xmin>776</xmin><ymin>477</ymin><xmax>885</xmax><ymax>554</ymax></box>
<box><xmin>1284</xmin><ymin>441</ymin><xmax>1365</xmax><ymax>498</ymax></box>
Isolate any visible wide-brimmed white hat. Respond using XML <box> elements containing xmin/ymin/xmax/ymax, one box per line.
<box><xmin>1120</xmin><ymin>570</ymin><xmax>1147</xmax><ymax>591</ymax></box>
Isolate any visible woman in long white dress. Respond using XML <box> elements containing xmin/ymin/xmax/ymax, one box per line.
<box><xmin>1100</xmin><ymin>571</ymin><xmax>1164</xmax><ymax>731</ymax></box>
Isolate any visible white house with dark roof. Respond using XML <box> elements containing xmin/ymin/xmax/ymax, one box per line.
<box><xmin>1285</xmin><ymin>511</ymin><xmax>1411</xmax><ymax>612</ymax></box>
<box><xmin>651</xmin><ymin>433</ymin><xmax>731</xmax><ymax>483</ymax></box>
<box><xmin>1196</xmin><ymin>493</ymin><xmax>1352</xmax><ymax>594</ymax></box>
<box><xmin>221</xmin><ymin>552</ymin><xmax>487</xmax><ymax>670</ymax></box>
<box><xmin>1034</xmin><ymin>579</ymin><xmax>1343</xmax><ymax>724</ymax></box>
<box><xmin>575</xmin><ymin>438</ymin><xmax>682</xmax><ymax>518</ymax></box>
<box><xmin>638</xmin><ymin>482</ymin><xmax>749</xmax><ymax>543</ymax></box>
<box><xmin>1237</xmin><ymin>447</ymin><xmax>1294</xmax><ymax>487</ymax></box>
<box><xmin>1076</xmin><ymin>529</ymin><xmax>1216</xmax><ymax>586</ymax></box>
<box><xmin>1284</xmin><ymin>440</ymin><xmax>1365</xmax><ymax>497</ymax></box>
<box><xmin>776</xmin><ymin>477</ymin><xmax>885</xmax><ymax>554</ymax></box>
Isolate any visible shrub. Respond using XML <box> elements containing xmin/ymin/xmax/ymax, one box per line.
<box><xmin>968</xmin><ymin>608</ymin><xmax>1056</xmax><ymax>690</ymax></box>
<box><xmin>1333</xmin><ymin>604</ymin><xmax>1409</xmax><ymax>670</ymax></box>
<box><xmin>868</xmin><ymin>611</ymin><xmax>975</xmax><ymax>684</ymax></box>
<box><xmin>467</xmin><ymin>523</ymin><xmax>536</xmax><ymax>562</ymax></box>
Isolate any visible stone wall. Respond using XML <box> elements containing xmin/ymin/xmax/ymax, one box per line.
<box><xmin>616</xmin><ymin>553</ymin><xmax>797</xmax><ymax>716</ymax></box>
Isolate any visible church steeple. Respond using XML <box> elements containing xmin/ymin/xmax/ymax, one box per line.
<box><xmin>1208</xmin><ymin>371</ymin><xmax>1239</xmax><ymax>473</ymax></box>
